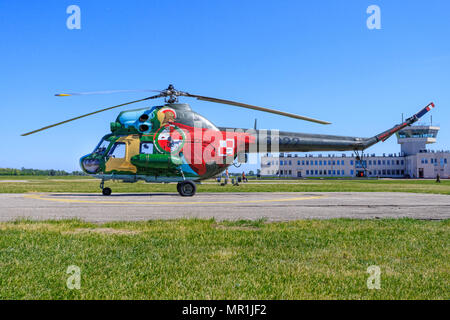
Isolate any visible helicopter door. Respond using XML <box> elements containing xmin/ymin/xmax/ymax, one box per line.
<box><xmin>104</xmin><ymin>135</ymin><xmax>140</xmax><ymax>174</ymax></box>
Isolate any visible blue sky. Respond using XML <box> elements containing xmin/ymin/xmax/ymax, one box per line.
<box><xmin>0</xmin><ymin>0</ymin><xmax>449</xmax><ymax>172</ymax></box>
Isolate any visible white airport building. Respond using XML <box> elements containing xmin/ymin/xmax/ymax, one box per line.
<box><xmin>260</xmin><ymin>124</ymin><xmax>449</xmax><ymax>179</ymax></box>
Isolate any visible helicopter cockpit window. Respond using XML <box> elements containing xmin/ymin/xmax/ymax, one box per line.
<box><xmin>108</xmin><ymin>142</ymin><xmax>126</xmax><ymax>159</ymax></box>
<box><xmin>93</xmin><ymin>139</ymin><xmax>110</xmax><ymax>155</ymax></box>
<box><xmin>140</xmin><ymin>142</ymin><xmax>154</xmax><ymax>155</ymax></box>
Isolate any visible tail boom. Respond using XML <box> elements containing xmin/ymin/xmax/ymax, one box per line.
<box><xmin>220</xmin><ymin>102</ymin><xmax>436</xmax><ymax>153</ymax></box>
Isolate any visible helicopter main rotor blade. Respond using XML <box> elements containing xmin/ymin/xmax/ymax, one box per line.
<box><xmin>185</xmin><ymin>94</ymin><xmax>331</xmax><ymax>125</ymax></box>
<box><xmin>21</xmin><ymin>95</ymin><xmax>161</xmax><ymax>136</ymax></box>
<box><xmin>55</xmin><ymin>89</ymin><xmax>162</xmax><ymax>97</ymax></box>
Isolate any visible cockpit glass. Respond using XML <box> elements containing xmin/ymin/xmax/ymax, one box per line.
<box><xmin>93</xmin><ymin>139</ymin><xmax>110</xmax><ymax>155</ymax></box>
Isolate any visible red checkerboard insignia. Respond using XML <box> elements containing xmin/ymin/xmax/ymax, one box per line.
<box><xmin>219</xmin><ymin>139</ymin><xmax>235</xmax><ymax>156</ymax></box>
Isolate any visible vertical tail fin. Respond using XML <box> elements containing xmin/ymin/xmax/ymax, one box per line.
<box><xmin>363</xmin><ymin>102</ymin><xmax>435</xmax><ymax>148</ymax></box>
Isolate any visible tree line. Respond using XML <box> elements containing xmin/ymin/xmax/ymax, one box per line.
<box><xmin>0</xmin><ymin>168</ymin><xmax>87</xmax><ymax>176</ymax></box>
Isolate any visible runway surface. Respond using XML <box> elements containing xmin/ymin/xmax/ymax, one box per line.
<box><xmin>0</xmin><ymin>192</ymin><xmax>449</xmax><ymax>222</ymax></box>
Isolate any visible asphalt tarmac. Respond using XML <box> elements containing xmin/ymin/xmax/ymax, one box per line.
<box><xmin>0</xmin><ymin>192</ymin><xmax>449</xmax><ymax>222</ymax></box>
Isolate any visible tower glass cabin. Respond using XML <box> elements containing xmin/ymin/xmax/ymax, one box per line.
<box><xmin>396</xmin><ymin>124</ymin><xmax>439</xmax><ymax>156</ymax></box>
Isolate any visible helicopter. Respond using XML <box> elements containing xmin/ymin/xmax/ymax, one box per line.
<box><xmin>22</xmin><ymin>85</ymin><xmax>435</xmax><ymax>196</ymax></box>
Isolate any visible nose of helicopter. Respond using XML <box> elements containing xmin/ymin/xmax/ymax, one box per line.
<box><xmin>81</xmin><ymin>157</ymin><xmax>100</xmax><ymax>174</ymax></box>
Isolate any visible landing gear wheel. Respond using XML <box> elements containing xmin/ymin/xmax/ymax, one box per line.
<box><xmin>102</xmin><ymin>187</ymin><xmax>112</xmax><ymax>196</ymax></box>
<box><xmin>177</xmin><ymin>181</ymin><xmax>196</xmax><ymax>197</ymax></box>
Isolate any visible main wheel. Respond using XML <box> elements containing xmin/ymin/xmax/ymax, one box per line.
<box><xmin>102</xmin><ymin>187</ymin><xmax>112</xmax><ymax>196</ymax></box>
<box><xmin>178</xmin><ymin>180</ymin><xmax>196</xmax><ymax>197</ymax></box>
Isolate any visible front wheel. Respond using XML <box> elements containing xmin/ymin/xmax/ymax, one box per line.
<box><xmin>102</xmin><ymin>187</ymin><xmax>112</xmax><ymax>196</ymax></box>
<box><xmin>177</xmin><ymin>181</ymin><xmax>196</xmax><ymax>197</ymax></box>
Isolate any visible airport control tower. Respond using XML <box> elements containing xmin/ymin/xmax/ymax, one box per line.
<box><xmin>396</xmin><ymin>124</ymin><xmax>440</xmax><ymax>156</ymax></box>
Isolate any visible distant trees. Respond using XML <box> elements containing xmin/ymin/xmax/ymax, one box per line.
<box><xmin>0</xmin><ymin>168</ymin><xmax>87</xmax><ymax>176</ymax></box>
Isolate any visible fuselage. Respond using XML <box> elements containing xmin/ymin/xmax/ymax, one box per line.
<box><xmin>80</xmin><ymin>103</ymin><xmax>255</xmax><ymax>182</ymax></box>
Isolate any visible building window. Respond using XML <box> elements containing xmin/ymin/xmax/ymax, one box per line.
<box><xmin>401</xmin><ymin>160</ymin><xmax>404</xmax><ymax>165</ymax></box>
<box><xmin>337</xmin><ymin>160</ymin><xmax>340</xmax><ymax>165</ymax></box>
<box><xmin>350</xmin><ymin>160</ymin><xmax>354</xmax><ymax>165</ymax></box>
<box><xmin>342</xmin><ymin>170</ymin><xmax>345</xmax><ymax>175</ymax></box>
<box><xmin>315</xmin><ymin>170</ymin><xmax>318</xmax><ymax>175</ymax></box>
<box><xmin>315</xmin><ymin>161</ymin><xmax>318</xmax><ymax>165</ymax></box>
<box><xmin>369</xmin><ymin>160</ymin><xmax>372</xmax><ymax>165</ymax></box>
<box><xmin>289</xmin><ymin>161</ymin><xmax>292</xmax><ymax>165</ymax></box>
<box><xmin>337</xmin><ymin>170</ymin><xmax>340</xmax><ymax>175</ymax></box>
<box><xmin>302</xmin><ymin>160</ymin><xmax>305</xmax><ymax>165</ymax></box>
<box><xmin>350</xmin><ymin>170</ymin><xmax>354</xmax><ymax>176</ymax></box>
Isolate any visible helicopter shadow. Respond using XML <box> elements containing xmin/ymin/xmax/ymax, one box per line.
<box><xmin>49</xmin><ymin>193</ymin><xmax>179</xmax><ymax>198</ymax></box>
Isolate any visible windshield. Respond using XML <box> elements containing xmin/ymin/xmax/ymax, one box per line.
<box><xmin>93</xmin><ymin>138</ymin><xmax>110</xmax><ymax>155</ymax></box>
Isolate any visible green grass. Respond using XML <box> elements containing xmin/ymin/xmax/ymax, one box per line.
<box><xmin>0</xmin><ymin>219</ymin><xmax>448</xmax><ymax>299</ymax></box>
<box><xmin>0</xmin><ymin>176</ymin><xmax>449</xmax><ymax>195</ymax></box>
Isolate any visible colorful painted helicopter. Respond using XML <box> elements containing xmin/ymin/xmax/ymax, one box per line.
<box><xmin>22</xmin><ymin>85</ymin><xmax>435</xmax><ymax>196</ymax></box>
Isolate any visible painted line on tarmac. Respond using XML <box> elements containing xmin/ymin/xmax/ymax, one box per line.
<box><xmin>23</xmin><ymin>193</ymin><xmax>324</xmax><ymax>205</ymax></box>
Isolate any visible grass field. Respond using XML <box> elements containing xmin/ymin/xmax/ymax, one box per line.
<box><xmin>0</xmin><ymin>176</ymin><xmax>450</xmax><ymax>195</ymax></box>
<box><xmin>0</xmin><ymin>218</ymin><xmax>448</xmax><ymax>299</ymax></box>
<box><xmin>1</xmin><ymin>176</ymin><xmax>448</xmax><ymax>300</ymax></box>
